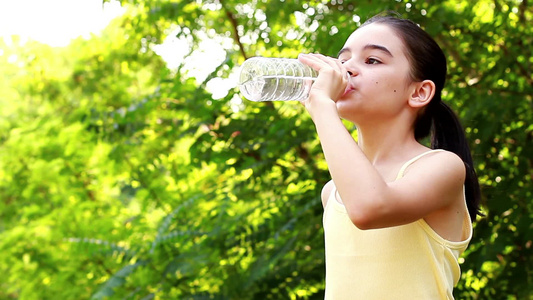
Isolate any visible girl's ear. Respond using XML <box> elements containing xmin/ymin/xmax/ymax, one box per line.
<box><xmin>408</xmin><ymin>80</ymin><xmax>435</xmax><ymax>108</ymax></box>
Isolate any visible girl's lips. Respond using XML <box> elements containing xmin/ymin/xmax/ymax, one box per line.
<box><xmin>342</xmin><ymin>86</ymin><xmax>355</xmax><ymax>97</ymax></box>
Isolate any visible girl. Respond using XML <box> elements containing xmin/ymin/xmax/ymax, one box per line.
<box><xmin>298</xmin><ymin>14</ymin><xmax>481</xmax><ymax>299</ymax></box>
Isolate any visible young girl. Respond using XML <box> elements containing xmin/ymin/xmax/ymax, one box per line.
<box><xmin>298</xmin><ymin>15</ymin><xmax>481</xmax><ymax>299</ymax></box>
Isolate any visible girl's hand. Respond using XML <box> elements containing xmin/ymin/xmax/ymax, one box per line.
<box><xmin>298</xmin><ymin>53</ymin><xmax>349</xmax><ymax>118</ymax></box>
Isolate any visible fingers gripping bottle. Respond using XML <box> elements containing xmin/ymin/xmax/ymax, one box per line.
<box><xmin>238</xmin><ymin>57</ymin><xmax>317</xmax><ymax>102</ymax></box>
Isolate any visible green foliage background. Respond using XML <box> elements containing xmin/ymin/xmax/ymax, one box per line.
<box><xmin>0</xmin><ymin>0</ymin><xmax>531</xmax><ymax>299</ymax></box>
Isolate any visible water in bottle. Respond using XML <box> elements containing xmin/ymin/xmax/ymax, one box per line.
<box><xmin>239</xmin><ymin>57</ymin><xmax>317</xmax><ymax>102</ymax></box>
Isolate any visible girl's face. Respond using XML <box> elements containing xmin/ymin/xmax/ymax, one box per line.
<box><xmin>336</xmin><ymin>23</ymin><xmax>415</xmax><ymax>124</ymax></box>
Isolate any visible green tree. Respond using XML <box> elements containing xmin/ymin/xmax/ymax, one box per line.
<box><xmin>0</xmin><ymin>0</ymin><xmax>531</xmax><ymax>299</ymax></box>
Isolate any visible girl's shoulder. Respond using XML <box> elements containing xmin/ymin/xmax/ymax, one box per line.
<box><xmin>399</xmin><ymin>149</ymin><xmax>466</xmax><ymax>190</ymax></box>
<box><xmin>401</xmin><ymin>149</ymin><xmax>464</xmax><ymax>177</ymax></box>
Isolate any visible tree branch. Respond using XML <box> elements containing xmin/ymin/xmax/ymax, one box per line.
<box><xmin>519</xmin><ymin>0</ymin><xmax>528</xmax><ymax>24</ymax></box>
<box><xmin>219</xmin><ymin>0</ymin><xmax>248</xmax><ymax>60</ymax></box>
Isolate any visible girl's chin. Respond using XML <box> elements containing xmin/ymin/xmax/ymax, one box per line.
<box><xmin>336</xmin><ymin>99</ymin><xmax>362</xmax><ymax>117</ymax></box>
<box><xmin>335</xmin><ymin>96</ymin><xmax>353</xmax><ymax>106</ymax></box>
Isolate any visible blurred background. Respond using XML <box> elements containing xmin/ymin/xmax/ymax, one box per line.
<box><xmin>0</xmin><ymin>0</ymin><xmax>531</xmax><ymax>299</ymax></box>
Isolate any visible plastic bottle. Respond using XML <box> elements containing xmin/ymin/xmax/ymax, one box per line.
<box><xmin>238</xmin><ymin>57</ymin><xmax>317</xmax><ymax>102</ymax></box>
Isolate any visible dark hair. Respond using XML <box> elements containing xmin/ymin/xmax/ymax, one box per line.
<box><xmin>362</xmin><ymin>14</ymin><xmax>482</xmax><ymax>222</ymax></box>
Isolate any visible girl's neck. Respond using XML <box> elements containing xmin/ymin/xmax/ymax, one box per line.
<box><xmin>356</xmin><ymin>120</ymin><xmax>423</xmax><ymax>165</ymax></box>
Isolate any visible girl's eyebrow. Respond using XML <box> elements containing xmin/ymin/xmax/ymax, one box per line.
<box><xmin>337</xmin><ymin>44</ymin><xmax>394</xmax><ymax>58</ymax></box>
<box><xmin>337</xmin><ymin>47</ymin><xmax>350</xmax><ymax>58</ymax></box>
<box><xmin>363</xmin><ymin>44</ymin><xmax>394</xmax><ymax>57</ymax></box>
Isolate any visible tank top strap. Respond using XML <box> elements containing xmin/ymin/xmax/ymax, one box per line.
<box><xmin>396</xmin><ymin>149</ymin><xmax>445</xmax><ymax>180</ymax></box>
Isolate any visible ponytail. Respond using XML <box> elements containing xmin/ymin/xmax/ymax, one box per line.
<box><xmin>415</xmin><ymin>98</ymin><xmax>482</xmax><ymax>222</ymax></box>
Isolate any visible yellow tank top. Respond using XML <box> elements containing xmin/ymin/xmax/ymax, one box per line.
<box><xmin>323</xmin><ymin>150</ymin><xmax>472</xmax><ymax>300</ymax></box>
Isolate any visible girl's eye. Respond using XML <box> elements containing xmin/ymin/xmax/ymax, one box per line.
<box><xmin>366</xmin><ymin>58</ymin><xmax>381</xmax><ymax>65</ymax></box>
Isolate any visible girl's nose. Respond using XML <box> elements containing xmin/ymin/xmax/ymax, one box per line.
<box><xmin>344</xmin><ymin>62</ymin><xmax>359</xmax><ymax>77</ymax></box>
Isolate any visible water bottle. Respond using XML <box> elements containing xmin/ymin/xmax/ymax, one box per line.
<box><xmin>238</xmin><ymin>57</ymin><xmax>317</xmax><ymax>102</ymax></box>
